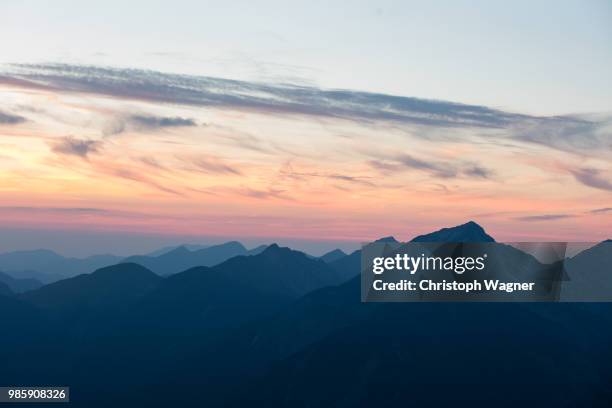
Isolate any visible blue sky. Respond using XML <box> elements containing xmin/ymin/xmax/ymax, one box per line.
<box><xmin>2</xmin><ymin>0</ymin><xmax>611</xmax><ymax>115</ymax></box>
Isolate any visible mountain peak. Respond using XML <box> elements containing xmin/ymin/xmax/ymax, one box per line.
<box><xmin>320</xmin><ymin>249</ymin><xmax>347</xmax><ymax>263</ymax></box>
<box><xmin>165</xmin><ymin>245</ymin><xmax>192</xmax><ymax>256</ymax></box>
<box><xmin>259</xmin><ymin>244</ymin><xmax>311</xmax><ymax>261</ymax></box>
<box><xmin>91</xmin><ymin>262</ymin><xmax>158</xmax><ymax>279</ymax></box>
<box><xmin>375</xmin><ymin>236</ymin><xmax>398</xmax><ymax>243</ymax></box>
<box><xmin>261</xmin><ymin>243</ymin><xmax>292</xmax><ymax>255</ymax></box>
<box><xmin>411</xmin><ymin>221</ymin><xmax>495</xmax><ymax>243</ymax></box>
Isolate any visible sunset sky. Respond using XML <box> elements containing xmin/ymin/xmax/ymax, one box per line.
<box><xmin>0</xmin><ymin>0</ymin><xmax>610</xmax><ymax>255</ymax></box>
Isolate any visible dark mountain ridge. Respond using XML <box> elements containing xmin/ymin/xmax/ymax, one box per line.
<box><xmin>2</xmin><ymin>221</ymin><xmax>611</xmax><ymax>407</ymax></box>
<box><xmin>21</xmin><ymin>263</ymin><xmax>161</xmax><ymax>319</ymax></box>
<box><xmin>411</xmin><ymin>220</ymin><xmax>495</xmax><ymax>242</ymax></box>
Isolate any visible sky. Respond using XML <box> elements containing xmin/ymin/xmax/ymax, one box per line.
<box><xmin>0</xmin><ymin>0</ymin><xmax>610</xmax><ymax>256</ymax></box>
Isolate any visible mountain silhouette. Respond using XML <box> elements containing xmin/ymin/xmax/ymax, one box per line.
<box><xmin>209</xmin><ymin>244</ymin><xmax>348</xmax><ymax>298</ymax></box>
<box><xmin>327</xmin><ymin>222</ymin><xmax>494</xmax><ymax>283</ymax></box>
<box><xmin>376</xmin><ymin>236</ymin><xmax>399</xmax><ymax>243</ymax></box>
<box><xmin>246</xmin><ymin>222</ymin><xmax>504</xmax><ymax>363</ymax></box>
<box><xmin>0</xmin><ymin>270</ymin><xmax>42</xmax><ymax>293</ymax></box>
<box><xmin>235</xmin><ymin>226</ymin><xmax>611</xmax><ymax>406</ymax></box>
<box><xmin>22</xmin><ymin>263</ymin><xmax>161</xmax><ymax>319</ymax></box>
<box><xmin>1</xmin><ymin>221</ymin><xmax>611</xmax><ymax>407</ymax></box>
<box><xmin>122</xmin><ymin>241</ymin><xmax>265</xmax><ymax>275</ymax></box>
<box><xmin>145</xmin><ymin>243</ymin><xmax>210</xmax><ymax>257</ymax></box>
<box><xmin>0</xmin><ymin>249</ymin><xmax>122</xmax><ymax>283</ymax></box>
<box><xmin>319</xmin><ymin>249</ymin><xmax>347</xmax><ymax>263</ymax></box>
<box><xmin>411</xmin><ymin>220</ymin><xmax>495</xmax><ymax>242</ymax></box>
<box><xmin>561</xmin><ymin>240</ymin><xmax>612</xmax><ymax>301</ymax></box>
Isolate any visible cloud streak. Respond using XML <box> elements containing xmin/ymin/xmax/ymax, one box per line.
<box><xmin>515</xmin><ymin>214</ymin><xmax>574</xmax><ymax>222</ymax></box>
<box><xmin>369</xmin><ymin>154</ymin><xmax>493</xmax><ymax>180</ymax></box>
<box><xmin>278</xmin><ymin>163</ymin><xmax>376</xmax><ymax>187</ymax></box>
<box><xmin>4</xmin><ymin>63</ymin><xmax>609</xmax><ymax>155</ymax></box>
<box><xmin>569</xmin><ymin>167</ymin><xmax>612</xmax><ymax>192</ymax></box>
<box><xmin>0</xmin><ymin>63</ymin><xmax>543</xmax><ymax>129</ymax></box>
<box><xmin>189</xmin><ymin>156</ymin><xmax>242</xmax><ymax>175</ymax></box>
<box><xmin>589</xmin><ymin>207</ymin><xmax>612</xmax><ymax>214</ymax></box>
<box><xmin>0</xmin><ymin>206</ymin><xmax>108</xmax><ymax>213</ymax></box>
<box><xmin>104</xmin><ymin>114</ymin><xmax>198</xmax><ymax>136</ymax></box>
<box><xmin>51</xmin><ymin>137</ymin><xmax>102</xmax><ymax>158</ymax></box>
<box><xmin>128</xmin><ymin>115</ymin><xmax>197</xmax><ymax>129</ymax></box>
<box><xmin>0</xmin><ymin>110</ymin><xmax>26</xmax><ymax>124</ymax></box>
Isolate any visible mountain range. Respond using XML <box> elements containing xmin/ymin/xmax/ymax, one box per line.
<box><xmin>121</xmin><ymin>241</ymin><xmax>268</xmax><ymax>275</ymax></box>
<box><xmin>0</xmin><ymin>221</ymin><xmax>610</xmax><ymax>407</ymax></box>
<box><xmin>0</xmin><ymin>242</ymin><xmax>270</xmax><ymax>283</ymax></box>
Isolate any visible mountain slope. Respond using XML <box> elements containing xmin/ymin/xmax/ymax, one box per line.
<box><xmin>240</xmin><ymin>302</ymin><xmax>612</xmax><ymax>407</ymax></box>
<box><xmin>0</xmin><ymin>270</ymin><xmax>42</xmax><ymax>293</ymax></box>
<box><xmin>211</xmin><ymin>244</ymin><xmax>348</xmax><ymax>298</ymax></box>
<box><xmin>22</xmin><ymin>263</ymin><xmax>161</xmax><ymax>318</ymax></box>
<box><xmin>319</xmin><ymin>249</ymin><xmax>347</xmax><ymax>263</ymax></box>
<box><xmin>235</xmin><ymin>224</ymin><xmax>611</xmax><ymax>406</ymax></box>
<box><xmin>0</xmin><ymin>280</ymin><xmax>12</xmax><ymax>297</ymax></box>
<box><xmin>562</xmin><ymin>240</ymin><xmax>612</xmax><ymax>301</ymax></box>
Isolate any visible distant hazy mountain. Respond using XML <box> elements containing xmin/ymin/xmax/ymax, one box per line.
<box><xmin>122</xmin><ymin>241</ymin><xmax>269</xmax><ymax>275</ymax></box>
<box><xmin>411</xmin><ymin>220</ymin><xmax>495</xmax><ymax>242</ymax></box>
<box><xmin>0</xmin><ymin>249</ymin><xmax>65</xmax><ymax>270</ymax></box>
<box><xmin>145</xmin><ymin>244</ymin><xmax>210</xmax><ymax>257</ymax></box>
<box><xmin>246</xmin><ymin>244</ymin><xmax>269</xmax><ymax>255</ymax></box>
<box><xmin>319</xmin><ymin>249</ymin><xmax>347</xmax><ymax>263</ymax></box>
<box><xmin>0</xmin><ymin>250</ymin><xmax>122</xmax><ymax>283</ymax></box>
<box><xmin>0</xmin><ymin>270</ymin><xmax>42</xmax><ymax>293</ymax></box>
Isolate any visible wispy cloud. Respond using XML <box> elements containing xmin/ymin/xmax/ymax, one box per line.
<box><xmin>511</xmin><ymin>115</ymin><xmax>611</xmax><ymax>153</ymax></box>
<box><xmin>278</xmin><ymin>163</ymin><xmax>376</xmax><ymax>187</ymax></box>
<box><xmin>104</xmin><ymin>114</ymin><xmax>198</xmax><ymax>136</ymax></box>
<box><xmin>102</xmin><ymin>166</ymin><xmax>183</xmax><ymax>196</ymax></box>
<box><xmin>589</xmin><ymin>207</ymin><xmax>612</xmax><ymax>214</ymax></box>
<box><xmin>240</xmin><ymin>187</ymin><xmax>292</xmax><ymax>200</ymax></box>
<box><xmin>128</xmin><ymin>115</ymin><xmax>197</xmax><ymax>129</ymax></box>
<box><xmin>569</xmin><ymin>167</ymin><xmax>612</xmax><ymax>192</ymax></box>
<box><xmin>51</xmin><ymin>137</ymin><xmax>102</xmax><ymax>158</ymax></box>
<box><xmin>369</xmin><ymin>154</ymin><xmax>493</xmax><ymax>180</ymax></box>
<box><xmin>515</xmin><ymin>214</ymin><xmax>575</xmax><ymax>222</ymax></box>
<box><xmin>0</xmin><ymin>110</ymin><xmax>26</xmax><ymax>124</ymax></box>
<box><xmin>4</xmin><ymin>63</ymin><xmax>610</xmax><ymax>156</ymax></box>
<box><xmin>0</xmin><ymin>206</ymin><xmax>107</xmax><ymax>213</ymax></box>
<box><xmin>189</xmin><ymin>156</ymin><xmax>242</xmax><ymax>175</ymax></box>
<box><xmin>1</xmin><ymin>63</ymin><xmax>535</xmax><ymax>129</ymax></box>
